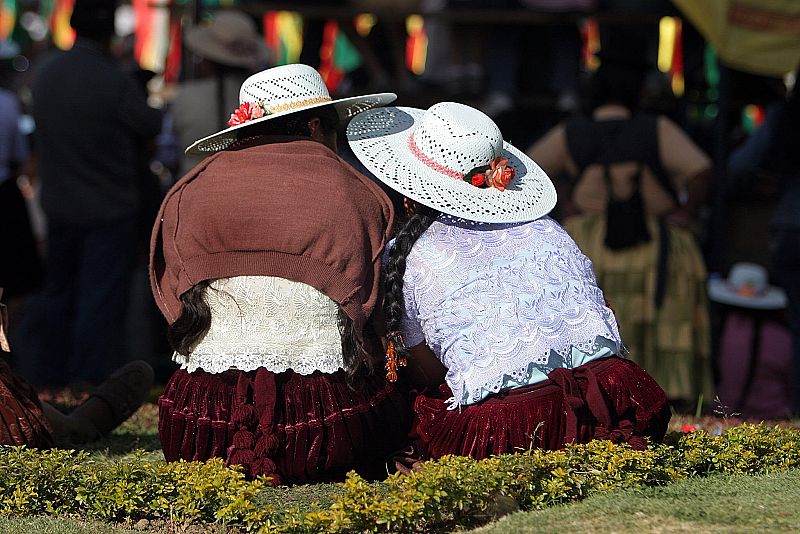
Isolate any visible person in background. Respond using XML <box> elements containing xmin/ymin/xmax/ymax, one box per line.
<box><xmin>0</xmin><ymin>40</ymin><xmax>41</xmax><ymax>304</ymax></box>
<box><xmin>1</xmin><ymin>287</ymin><xmax>154</xmax><ymax>448</ymax></box>
<box><xmin>171</xmin><ymin>10</ymin><xmax>268</xmax><ymax>176</ymax></box>
<box><xmin>527</xmin><ymin>57</ymin><xmax>712</xmax><ymax>408</ymax></box>
<box><xmin>346</xmin><ymin>102</ymin><xmax>670</xmax><ymax>466</ymax></box>
<box><xmin>14</xmin><ymin>0</ymin><xmax>162</xmax><ymax>387</ymax></box>
<box><xmin>768</xmin><ymin>80</ymin><xmax>800</xmax><ymax>416</ymax></box>
<box><xmin>151</xmin><ymin>64</ymin><xmax>407</xmax><ymax>484</ymax></box>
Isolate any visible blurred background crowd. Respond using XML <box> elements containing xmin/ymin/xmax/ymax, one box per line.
<box><xmin>1</xmin><ymin>0</ymin><xmax>799</xmax><ymax>420</ymax></box>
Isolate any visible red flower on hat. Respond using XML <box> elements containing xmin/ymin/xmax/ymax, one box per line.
<box><xmin>228</xmin><ymin>102</ymin><xmax>267</xmax><ymax>127</ymax></box>
<box><xmin>485</xmin><ymin>157</ymin><xmax>515</xmax><ymax>191</ymax></box>
<box><xmin>471</xmin><ymin>173</ymin><xmax>486</xmax><ymax>187</ymax></box>
<box><xmin>463</xmin><ymin>157</ymin><xmax>516</xmax><ymax>191</ymax></box>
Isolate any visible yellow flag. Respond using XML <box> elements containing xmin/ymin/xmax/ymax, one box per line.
<box><xmin>673</xmin><ymin>0</ymin><xmax>800</xmax><ymax>76</ymax></box>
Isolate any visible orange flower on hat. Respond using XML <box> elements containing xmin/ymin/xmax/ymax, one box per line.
<box><xmin>485</xmin><ymin>157</ymin><xmax>515</xmax><ymax>191</ymax></box>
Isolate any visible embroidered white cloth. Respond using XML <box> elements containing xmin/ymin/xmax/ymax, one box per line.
<box><xmin>399</xmin><ymin>215</ymin><xmax>623</xmax><ymax>408</ymax></box>
<box><xmin>174</xmin><ymin>276</ymin><xmax>345</xmax><ymax>375</ymax></box>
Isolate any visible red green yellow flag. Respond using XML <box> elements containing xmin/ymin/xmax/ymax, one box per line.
<box><xmin>0</xmin><ymin>0</ymin><xmax>17</xmax><ymax>42</ymax></box>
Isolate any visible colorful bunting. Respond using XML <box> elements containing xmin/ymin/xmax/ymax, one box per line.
<box><xmin>134</xmin><ymin>0</ymin><xmax>171</xmax><ymax>73</ymax></box>
<box><xmin>0</xmin><ymin>0</ymin><xmax>15</xmax><ymax>42</ymax></box>
<box><xmin>405</xmin><ymin>15</ymin><xmax>426</xmax><ymax>75</ymax></box>
<box><xmin>263</xmin><ymin>10</ymin><xmax>303</xmax><ymax>66</ymax></box>
<box><xmin>49</xmin><ymin>0</ymin><xmax>74</xmax><ymax>50</ymax></box>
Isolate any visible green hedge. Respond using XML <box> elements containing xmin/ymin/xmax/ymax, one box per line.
<box><xmin>2</xmin><ymin>423</ymin><xmax>800</xmax><ymax>533</ymax></box>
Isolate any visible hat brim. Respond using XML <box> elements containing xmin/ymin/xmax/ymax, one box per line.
<box><xmin>346</xmin><ymin>106</ymin><xmax>557</xmax><ymax>224</ymax></box>
<box><xmin>185</xmin><ymin>92</ymin><xmax>397</xmax><ymax>155</ymax></box>
<box><xmin>184</xmin><ymin>26</ymin><xmax>269</xmax><ymax>69</ymax></box>
<box><xmin>708</xmin><ymin>279</ymin><xmax>788</xmax><ymax>310</ymax></box>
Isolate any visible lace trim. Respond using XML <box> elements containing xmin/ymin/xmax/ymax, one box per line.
<box><xmin>174</xmin><ymin>348</ymin><xmax>345</xmax><ymax>375</ymax></box>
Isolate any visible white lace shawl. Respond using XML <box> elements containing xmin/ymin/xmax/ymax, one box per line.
<box><xmin>173</xmin><ymin>276</ymin><xmax>344</xmax><ymax>375</ymax></box>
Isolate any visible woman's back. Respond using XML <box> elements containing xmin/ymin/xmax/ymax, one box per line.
<box><xmin>402</xmin><ymin>215</ymin><xmax>622</xmax><ymax>406</ymax></box>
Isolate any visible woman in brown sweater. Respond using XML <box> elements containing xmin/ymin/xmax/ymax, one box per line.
<box><xmin>151</xmin><ymin>64</ymin><xmax>407</xmax><ymax>484</ymax></box>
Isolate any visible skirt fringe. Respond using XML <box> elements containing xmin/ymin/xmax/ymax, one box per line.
<box><xmin>158</xmin><ymin>367</ymin><xmax>410</xmax><ymax>484</ymax></box>
<box><xmin>411</xmin><ymin>357</ymin><xmax>670</xmax><ymax>460</ymax></box>
<box><xmin>0</xmin><ymin>358</ymin><xmax>53</xmax><ymax>448</ymax></box>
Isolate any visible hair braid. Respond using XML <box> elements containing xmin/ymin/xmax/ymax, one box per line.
<box><xmin>167</xmin><ymin>280</ymin><xmax>212</xmax><ymax>356</ymax></box>
<box><xmin>383</xmin><ymin>210</ymin><xmax>437</xmax><ymax>376</ymax></box>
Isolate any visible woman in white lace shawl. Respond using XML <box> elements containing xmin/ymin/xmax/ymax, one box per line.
<box><xmin>346</xmin><ymin>102</ymin><xmax>671</xmax><ymax>466</ymax></box>
<box><xmin>152</xmin><ymin>65</ymin><xmax>408</xmax><ymax>485</ymax></box>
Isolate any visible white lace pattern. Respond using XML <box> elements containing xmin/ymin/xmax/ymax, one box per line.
<box><xmin>401</xmin><ymin>215</ymin><xmax>622</xmax><ymax>407</ymax></box>
<box><xmin>174</xmin><ymin>276</ymin><xmax>345</xmax><ymax>375</ymax></box>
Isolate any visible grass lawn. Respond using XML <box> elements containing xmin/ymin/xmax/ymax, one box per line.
<box><xmin>4</xmin><ymin>394</ymin><xmax>797</xmax><ymax>533</ymax></box>
<box><xmin>469</xmin><ymin>469</ymin><xmax>800</xmax><ymax>534</ymax></box>
<box><xmin>4</xmin><ymin>468</ymin><xmax>800</xmax><ymax>533</ymax></box>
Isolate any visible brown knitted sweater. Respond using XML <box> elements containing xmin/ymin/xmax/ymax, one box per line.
<box><xmin>149</xmin><ymin>137</ymin><xmax>394</xmax><ymax>343</ymax></box>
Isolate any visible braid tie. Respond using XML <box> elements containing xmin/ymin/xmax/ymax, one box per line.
<box><xmin>383</xmin><ymin>211</ymin><xmax>437</xmax><ymax>382</ymax></box>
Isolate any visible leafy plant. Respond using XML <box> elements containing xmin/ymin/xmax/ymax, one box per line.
<box><xmin>1</xmin><ymin>423</ymin><xmax>799</xmax><ymax>533</ymax></box>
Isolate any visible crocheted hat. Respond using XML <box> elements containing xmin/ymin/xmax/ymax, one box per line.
<box><xmin>346</xmin><ymin>102</ymin><xmax>556</xmax><ymax>223</ymax></box>
<box><xmin>186</xmin><ymin>63</ymin><xmax>396</xmax><ymax>155</ymax></box>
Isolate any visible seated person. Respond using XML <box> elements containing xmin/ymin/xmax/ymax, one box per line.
<box><xmin>1</xmin><ymin>288</ymin><xmax>153</xmax><ymax>448</ymax></box>
<box><xmin>346</xmin><ymin>102</ymin><xmax>671</xmax><ymax>462</ymax></box>
<box><xmin>151</xmin><ymin>64</ymin><xmax>408</xmax><ymax>484</ymax></box>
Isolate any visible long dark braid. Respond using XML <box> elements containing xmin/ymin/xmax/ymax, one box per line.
<box><xmin>383</xmin><ymin>208</ymin><xmax>438</xmax><ymax>379</ymax></box>
<box><xmin>167</xmin><ymin>280</ymin><xmax>212</xmax><ymax>356</ymax></box>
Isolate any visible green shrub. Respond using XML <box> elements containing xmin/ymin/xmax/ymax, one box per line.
<box><xmin>2</xmin><ymin>423</ymin><xmax>800</xmax><ymax>533</ymax></box>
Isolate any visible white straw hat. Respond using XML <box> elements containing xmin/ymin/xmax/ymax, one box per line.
<box><xmin>184</xmin><ymin>10</ymin><xmax>269</xmax><ymax>70</ymax></box>
<box><xmin>345</xmin><ymin>102</ymin><xmax>556</xmax><ymax>223</ymax></box>
<box><xmin>186</xmin><ymin>63</ymin><xmax>396</xmax><ymax>155</ymax></box>
<box><xmin>708</xmin><ymin>262</ymin><xmax>787</xmax><ymax>310</ymax></box>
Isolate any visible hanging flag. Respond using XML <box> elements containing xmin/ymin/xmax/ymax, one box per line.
<box><xmin>163</xmin><ymin>15</ymin><xmax>181</xmax><ymax>82</ymax></box>
<box><xmin>673</xmin><ymin>0</ymin><xmax>800</xmax><ymax>77</ymax></box>
<box><xmin>658</xmin><ymin>17</ymin><xmax>684</xmax><ymax>97</ymax></box>
<box><xmin>580</xmin><ymin>18</ymin><xmax>600</xmax><ymax>71</ymax></box>
<box><xmin>133</xmin><ymin>0</ymin><xmax>169</xmax><ymax>73</ymax></box>
<box><xmin>263</xmin><ymin>10</ymin><xmax>302</xmax><ymax>66</ymax></box>
<box><xmin>318</xmin><ymin>20</ymin><xmax>344</xmax><ymax>91</ymax></box>
<box><xmin>49</xmin><ymin>0</ymin><xmax>74</xmax><ymax>49</ymax></box>
<box><xmin>405</xmin><ymin>15</ymin><xmax>426</xmax><ymax>75</ymax></box>
<box><xmin>318</xmin><ymin>19</ymin><xmax>361</xmax><ymax>93</ymax></box>
<box><xmin>0</xmin><ymin>0</ymin><xmax>16</xmax><ymax>42</ymax></box>
<box><xmin>671</xmin><ymin>18</ymin><xmax>684</xmax><ymax>97</ymax></box>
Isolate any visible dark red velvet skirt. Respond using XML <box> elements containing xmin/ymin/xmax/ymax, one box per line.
<box><xmin>158</xmin><ymin>367</ymin><xmax>410</xmax><ymax>485</ymax></box>
<box><xmin>0</xmin><ymin>358</ymin><xmax>53</xmax><ymax>448</ymax></box>
<box><xmin>411</xmin><ymin>357</ymin><xmax>670</xmax><ymax>460</ymax></box>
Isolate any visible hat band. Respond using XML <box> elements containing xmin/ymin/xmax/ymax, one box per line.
<box><xmin>408</xmin><ymin>133</ymin><xmax>464</xmax><ymax>180</ymax></box>
<box><xmin>266</xmin><ymin>96</ymin><xmax>332</xmax><ymax>115</ymax></box>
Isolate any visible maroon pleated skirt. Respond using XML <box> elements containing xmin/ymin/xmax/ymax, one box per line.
<box><xmin>411</xmin><ymin>357</ymin><xmax>670</xmax><ymax>460</ymax></box>
<box><xmin>0</xmin><ymin>358</ymin><xmax>53</xmax><ymax>448</ymax></box>
<box><xmin>158</xmin><ymin>367</ymin><xmax>411</xmax><ymax>485</ymax></box>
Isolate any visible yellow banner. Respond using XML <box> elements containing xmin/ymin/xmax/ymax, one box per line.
<box><xmin>672</xmin><ymin>0</ymin><xmax>800</xmax><ymax>76</ymax></box>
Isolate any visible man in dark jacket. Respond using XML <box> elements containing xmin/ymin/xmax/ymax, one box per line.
<box><xmin>15</xmin><ymin>0</ymin><xmax>162</xmax><ymax>386</ymax></box>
